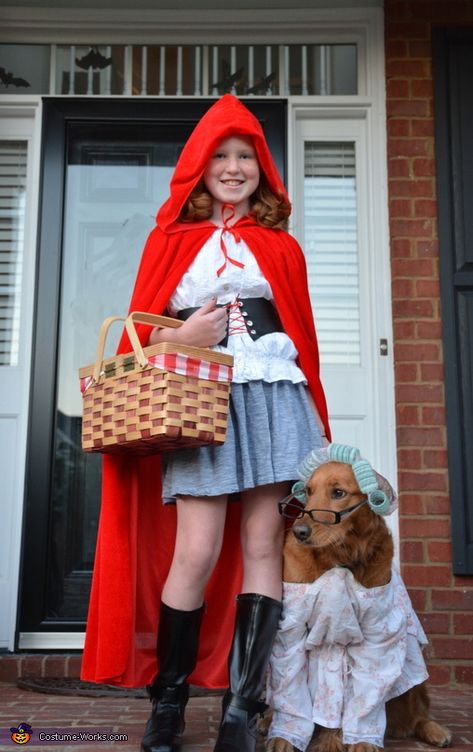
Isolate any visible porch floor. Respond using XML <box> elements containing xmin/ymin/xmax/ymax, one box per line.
<box><xmin>0</xmin><ymin>682</ymin><xmax>472</xmax><ymax>751</ymax></box>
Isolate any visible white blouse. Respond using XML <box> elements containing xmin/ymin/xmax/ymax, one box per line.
<box><xmin>167</xmin><ymin>229</ymin><xmax>307</xmax><ymax>384</ymax></box>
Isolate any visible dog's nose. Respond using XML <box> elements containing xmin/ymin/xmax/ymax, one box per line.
<box><xmin>292</xmin><ymin>523</ymin><xmax>312</xmax><ymax>542</ymax></box>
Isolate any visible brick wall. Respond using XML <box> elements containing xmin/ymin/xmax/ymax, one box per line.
<box><xmin>385</xmin><ymin>0</ymin><xmax>473</xmax><ymax>685</ymax></box>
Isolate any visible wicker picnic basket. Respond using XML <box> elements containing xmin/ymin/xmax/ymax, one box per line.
<box><xmin>79</xmin><ymin>312</ymin><xmax>233</xmax><ymax>456</ymax></box>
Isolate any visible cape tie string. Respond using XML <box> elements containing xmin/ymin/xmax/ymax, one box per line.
<box><xmin>216</xmin><ymin>203</ymin><xmax>245</xmax><ymax>277</ymax></box>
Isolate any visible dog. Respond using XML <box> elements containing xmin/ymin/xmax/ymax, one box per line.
<box><xmin>264</xmin><ymin>445</ymin><xmax>452</xmax><ymax>752</ymax></box>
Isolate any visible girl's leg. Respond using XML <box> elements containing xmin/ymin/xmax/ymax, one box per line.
<box><xmin>161</xmin><ymin>494</ymin><xmax>228</xmax><ymax>609</ymax></box>
<box><xmin>213</xmin><ymin>482</ymin><xmax>289</xmax><ymax>752</ymax></box>
<box><xmin>239</xmin><ymin>480</ymin><xmax>288</xmax><ymax>599</ymax></box>
<box><xmin>142</xmin><ymin>495</ymin><xmax>228</xmax><ymax>752</ymax></box>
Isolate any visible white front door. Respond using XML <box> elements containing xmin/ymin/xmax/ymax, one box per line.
<box><xmin>291</xmin><ymin>109</ymin><xmax>396</xmax><ymax>489</ymax></box>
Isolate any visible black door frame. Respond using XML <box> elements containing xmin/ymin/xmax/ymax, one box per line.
<box><xmin>18</xmin><ymin>97</ymin><xmax>287</xmax><ymax>638</ymax></box>
<box><xmin>433</xmin><ymin>28</ymin><xmax>473</xmax><ymax>575</ymax></box>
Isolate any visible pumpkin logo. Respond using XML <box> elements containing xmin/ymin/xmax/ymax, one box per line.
<box><xmin>10</xmin><ymin>723</ymin><xmax>33</xmax><ymax>744</ymax></box>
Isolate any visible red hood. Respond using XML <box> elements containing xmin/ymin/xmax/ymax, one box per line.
<box><xmin>157</xmin><ymin>95</ymin><xmax>290</xmax><ymax>232</ymax></box>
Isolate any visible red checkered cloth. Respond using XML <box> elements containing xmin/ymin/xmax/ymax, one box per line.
<box><xmin>80</xmin><ymin>352</ymin><xmax>233</xmax><ymax>394</ymax></box>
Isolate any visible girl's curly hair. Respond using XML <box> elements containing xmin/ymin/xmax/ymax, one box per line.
<box><xmin>179</xmin><ymin>177</ymin><xmax>291</xmax><ymax>230</ymax></box>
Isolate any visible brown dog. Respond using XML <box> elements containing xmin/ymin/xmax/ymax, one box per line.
<box><xmin>265</xmin><ymin>460</ymin><xmax>451</xmax><ymax>752</ymax></box>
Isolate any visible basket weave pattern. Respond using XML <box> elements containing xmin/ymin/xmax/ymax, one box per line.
<box><xmin>82</xmin><ymin>367</ymin><xmax>230</xmax><ymax>455</ymax></box>
<box><xmin>79</xmin><ymin>313</ymin><xmax>233</xmax><ymax>456</ymax></box>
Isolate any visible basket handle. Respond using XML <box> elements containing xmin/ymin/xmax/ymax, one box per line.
<box><xmin>92</xmin><ymin>312</ymin><xmax>183</xmax><ymax>383</ymax></box>
<box><xmin>124</xmin><ymin>312</ymin><xmax>182</xmax><ymax>369</ymax></box>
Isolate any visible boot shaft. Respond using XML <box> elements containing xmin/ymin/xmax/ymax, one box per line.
<box><xmin>154</xmin><ymin>601</ymin><xmax>204</xmax><ymax>689</ymax></box>
<box><xmin>227</xmin><ymin>593</ymin><xmax>282</xmax><ymax>701</ymax></box>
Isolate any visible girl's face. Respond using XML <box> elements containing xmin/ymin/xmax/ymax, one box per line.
<box><xmin>203</xmin><ymin>136</ymin><xmax>260</xmax><ymax>218</ymax></box>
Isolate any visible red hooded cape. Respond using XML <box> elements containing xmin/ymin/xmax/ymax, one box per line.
<box><xmin>81</xmin><ymin>95</ymin><xmax>331</xmax><ymax>688</ymax></box>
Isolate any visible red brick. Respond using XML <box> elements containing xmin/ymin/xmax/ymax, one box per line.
<box><xmin>414</xmin><ymin>198</ymin><xmax>438</xmax><ymax>218</ymax></box>
<box><xmin>453</xmin><ymin>613</ymin><xmax>473</xmax><ymax>634</ymax></box>
<box><xmin>399</xmin><ymin>493</ymin><xmax>424</xmax><ymax>515</ymax></box>
<box><xmin>392</xmin><ymin>278</ymin><xmax>415</xmax><ymax>297</ymax></box>
<box><xmin>387</xmin><ymin>78</ymin><xmax>410</xmax><ymax>98</ymax></box>
<box><xmin>396</xmin><ymin>344</ymin><xmax>439</xmax><ymax>362</ymax></box>
<box><xmin>386</xmin><ymin>39</ymin><xmax>408</xmax><ymax>57</ymax></box>
<box><xmin>420</xmin><ymin>363</ymin><xmax>444</xmax><ymax>381</ymax></box>
<box><xmin>400</xmin><ymin>539</ymin><xmax>424</xmax><ymax>561</ymax></box>
<box><xmin>455</xmin><ymin>665</ymin><xmax>473</xmax><ymax>684</ymax></box>
<box><xmin>413</xmin><ymin>157</ymin><xmax>437</xmax><ymax>177</ymax></box>
<box><xmin>388</xmin><ymin>119</ymin><xmax>410</xmax><ymax>137</ymax></box>
<box><xmin>389</xmin><ymin>198</ymin><xmax>413</xmax><ymax>217</ymax></box>
<box><xmin>422</xmin><ymin>409</ymin><xmax>446</xmax><ymax>428</ymax></box>
<box><xmin>432</xmin><ymin>589</ymin><xmax>473</xmax><ymax>611</ymax></box>
<box><xmin>411</xmin><ymin>119</ymin><xmax>435</xmax><ymax>137</ymax></box>
<box><xmin>407</xmin><ymin>588</ymin><xmax>427</xmax><ymax>611</ymax></box>
<box><xmin>400</xmin><ymin>518</ymin><xmax>450</xmax><ymax>538</ymax></box>
<box><xmin>427</xmin><ymin>663</ymin><xmax>452</xmax><ymax>685</ymax></box>
<box><xmin>387</xmin><ymin>99</ymin><xmax>430</xmax><ymax>118</ymax></box>
<box><xmin>396</xmin><ymin>386</ymin><xmax>444</xmax><ymax>404</ymax></box>
<box><xmin>388</xmin><ymin>158</ymin><xmax>411</xmax><ymax>178</ymax></box>
<box><xmin>386</xmin><ymin>22</ymin><xmax>430</xmax><ymax>40</ymax></box>
<box><xmin>427</xmin><ymin>540</ymin><xmax>452</xmax><ymax>563</ymax></box>
<box><xmin>393</xmin><ymin>321</ymin><xmax>416</xmax><ymax>340</ymax></box>
<box><xmin>403</xmin><ymin>565</ymin><xmax>451</xmax><ymax>587</ymax></box>
<box><xmin>425</xmin><ymin>495</ymin><xmax>450</xmax><ymax>515</ymax></box>
<box><xmin>423</xmin><ymin>449</ymin><xmax>448</xmax><ymax>469</ymax></box>
<box><xmin>391</xmin><ymin>240</ymin><xmax>414</xmax><ymax>261</ymax></box>
<box><xmin>0</xmin><ymin>655</ymin><xmax>23</xmax><ymax>681</ymax></box>
<box><xmin>408</xmin><ymin>41</ymin><xmax>433</xmax><ymax>58</ymax></box>
<box><xmin>395</xmin><ymin>361</ymin><xmax>418</xmax><ymax>382</ymax></box>
<box><xmin>66</xmin><ymin>654</ymin><xmax>82</xmax><ymax>678</ymax></box>
<box><xmin>392</xmin><ymin>299</ymin><xmax>434</xmax><ymax>318</ymax></box>
<box><xmin>397</xmin><ymin>405</ymin><xmax>420</xmax><ymax>426</ymax></box>
<box><xmin>392</xmin><ymin>257</ymin><xmax>434</xmax><ymax>276</ymax></box>
<box><xmin>22</xmin><ymin>655</ymin><xmax>45</xmax><ymax>677</ymax></box>
<box><xmin>416</xmin><ymin>319</ymin><xmax>442</xmax><ymax>337</ymax></box>
<box><xmin>410</xmin><ymin>78</ymin><xmax>434</xmax><ymax>97</ymax></box>
<box><xmin>390</xmin><ymin>179</ymin><xmax>434</xmax><ymax>198</ymax></box>
<box><xmin>386</xmin><ymin>60</ymin><xmax>430</xmax><ymax>77</ymax></box>
<box><xmin>399</xmin><ymin>471</ymin><xmax>447</xmax><ymax>492</ymax></box>
<box><xmin>397</xmin><ymin>425</ymin><xmax>444</xmax><ymax>447</ymax></box>
<box><xmin>419</xmin><ymin>612</ymin><xmax>450</xmax><ymax>634</ymax></box>
<box><xmin>398</xmin><ymin>447</ymin><xmax>422</xmax><ymax>467</ymax></box>
<box><xmin>416</xmin><ymin>239</ymin><xmax>439</xmax><ymax>256</ymax></box>
<box><xmin>430</xmin><ymin>637</ymin><xmax>473</xmax><ymax>659</ymax></box>
<box><xmin>389</xmin><ymin>138</ymin><xmax>431</xmax><ymax>158</ymax></box>
<box><xmin>390</xmin><ymin>217</ymin><xmax>434</xmax><ymax>237</ymax></box>
<box><xmin>44</xmin><ymin>655</ymin><xmax>70</xmax><ymax>678</ymax></box>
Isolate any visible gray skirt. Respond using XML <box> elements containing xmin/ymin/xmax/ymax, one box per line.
<box><xmin>162</xmin><ymin>380</ymin><xmax>323</xmax><ymax>503</ymax></box>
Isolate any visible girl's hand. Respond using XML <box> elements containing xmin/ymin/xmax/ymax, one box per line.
<box><xmin>148</xmin><ymin>298</ymin><xmax>228</xmax><ymax>347</ymax></box>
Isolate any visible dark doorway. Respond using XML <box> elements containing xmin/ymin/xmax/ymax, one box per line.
<box><xmin>18</xmin><ymin>98</ymin><xmax>287</xmax><ymax>638</ymax></box>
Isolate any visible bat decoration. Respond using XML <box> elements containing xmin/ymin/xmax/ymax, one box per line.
<box><xmin>246</xmin><ymin>72</ymin><xmax>277</xmax><ymax>94</ymax></box>
<box><xmin>75</xmin><ymin>47</ymin><xmax>112</xmax><ymax>70</ymax></box>
<box><xmin>212</xmin><ymin>60</ymin><xmax>245</xmax><ymax>93</ymax></box>
<box><xmin>0</xmin><ymin>67</ymin><xmax>30</xmax><ymax>88</ymax></box>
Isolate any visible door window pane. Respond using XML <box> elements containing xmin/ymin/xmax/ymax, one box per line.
<box><xmin>0</xmin><ymin>141</ymin><xmax>27</xmax><ymax>366</ymax></box>
<box><xmin>47</xmin><ymin>123</ymin><xmax>185</xmax><ymax>620</ymax></box>
<box><xmin>303</xmin><ymin>141</ymin><xmax>361</xmax><ymax>366</ymax></box>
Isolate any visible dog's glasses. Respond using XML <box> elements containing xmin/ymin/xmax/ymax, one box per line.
<box><xmin>278</xmin><ymin>496</ymin><xmax>367</xmax><ymax>525</ymax></box>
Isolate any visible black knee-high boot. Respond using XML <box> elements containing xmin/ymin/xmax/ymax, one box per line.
<box><xmin>213</xmin><ymin>593</ymin><xmax>282</xmax><ymax>752</ymax></box>
<box><xmin>141</xmin><ymin>601</ymin><xmax>204</xmax><ymax>752</ymax></box>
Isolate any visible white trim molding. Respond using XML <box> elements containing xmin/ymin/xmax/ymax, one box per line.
<box><xmin>0</xmin><ymin>6</ymin><xmax>381</xmax><ymax>46</ymax></box>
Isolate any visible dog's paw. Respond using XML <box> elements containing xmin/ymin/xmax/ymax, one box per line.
<box><xmin>415</xmin><ymin>720</ymin><xmax>452</xmax><ymax>748</ymax></box>
<box><xmin>346</xmin><ymin>745</ymin><xmax>381</xmax><ymax>752</ymax></box>
<box><xmin>308</xmin><ymin>727</ymin><xmax>343</xmax><ymax>752</ymax></box>
<box><xmin>265</xmin><ymin>737</ymin><xmax>296</xmax><ymax>752</ymax></box>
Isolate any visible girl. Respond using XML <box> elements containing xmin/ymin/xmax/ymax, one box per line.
<box><xmin>81</xmin><ymin>95</ymin><xmax>331</xmax><ymax>752</ymax></box>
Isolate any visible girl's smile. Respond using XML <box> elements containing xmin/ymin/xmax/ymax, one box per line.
<box><xmin>203</xmin><ymin>136</ymin><xmax>260</xmax><ymax>223</ymax></box>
